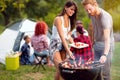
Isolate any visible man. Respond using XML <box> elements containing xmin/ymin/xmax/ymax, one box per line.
<box><xmin>72</xmin><ymin>20</ymin><xmax>88</xmax><ymax>38</ymax></box>
<box><xmin>81</xmin><ymin>0</ymin><xmax>114</xmax><ymax>80</ymax></box>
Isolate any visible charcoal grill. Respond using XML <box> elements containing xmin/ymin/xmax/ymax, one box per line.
<box><xmin>59</xmin><ymin>61</ymin><xmax>102</xmax><ymax>80</ymax></box>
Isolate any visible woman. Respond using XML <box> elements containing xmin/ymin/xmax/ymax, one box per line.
<box><xmin>49</xmin><ymin>1</ymin><xmax>78</xmax><ymax>80</ymax></box>
<box><xmin>31</xmin><ymin>21</ymin><xmax>51</xmax><ymax>66</ymax></box>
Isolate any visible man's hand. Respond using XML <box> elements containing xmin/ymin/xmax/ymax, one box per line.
<box><xmin>99</xmin><ymin>55</ymin><xmax>107</xmax><ymax>63</ymax></box>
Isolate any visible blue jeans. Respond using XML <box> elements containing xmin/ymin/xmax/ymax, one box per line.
<box><xmin>34</xmin><ymin>50</ymin><xmax>49</xmax><ymax>57</ymax></box>
<box><xmin>20</xmin><ymin>55</ymin><xmax>30</xmax><ymax>65</ymax></box>
<box><xmin>94</xmin><ymin>42</ymin><xmax>114</xmax><ymax>80</ymax></box>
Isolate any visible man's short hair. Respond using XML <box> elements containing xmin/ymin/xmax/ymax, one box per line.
<box><xmin>81</xmin><ymin>0</ymin><xmax>97</xmax><ymax>5</ymax></box>
<box><xmin>24</xmin><ymin>35</ymin><xmax>29</xmax><ymax>40</ymax></box>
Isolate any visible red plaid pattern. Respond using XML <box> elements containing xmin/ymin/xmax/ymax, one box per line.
<box><xmin>70</xmin><ymin>35</ymin><xmax>94</xmax><ymax>62</ymax></box>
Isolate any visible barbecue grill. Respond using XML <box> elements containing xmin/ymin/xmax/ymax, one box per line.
<box><xmin>59</xmin><ymin>60</ymin><xmax>103</xmax><ymax>80</ymax></box>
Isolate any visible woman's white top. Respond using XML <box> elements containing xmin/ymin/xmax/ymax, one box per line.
<box><xmin>51</xmin><ymin>16</ymin><xmax>71</xmax><ymax>41</ymax></box>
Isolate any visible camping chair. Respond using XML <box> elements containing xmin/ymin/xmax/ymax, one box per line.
<box><xmin>33</xmin><ymin>52</ymin><xmax>47</xmax><ymax>70</ymax></box>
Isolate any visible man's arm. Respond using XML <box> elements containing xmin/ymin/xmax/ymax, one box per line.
<box><xmin>18</xmin><ymin>46</ymin><xmax>24</xmax><ymax>56</ymax></box>
<box><xmin>99</xmin><ymin>29</ymin><xmax>110</xmax><ymax>63</ymax></box>
<box><xmin>103</xmin><ymin>29</ymin><xmax>110</xmax><ymax>55</ymax></box>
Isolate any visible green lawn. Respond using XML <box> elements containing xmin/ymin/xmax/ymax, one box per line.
<box><xmin>0</xmin><ymin>65</ymin><xmax>56</xmax><ymax>80</ymax></box>
<box><xmin>111</xmin><ymin>42</ymin><xmax>120</xmax><ymax>80</ymax></box>
<box><xmin>0</xmin><ymin>42</ymin><xmax>120</xmax><ymax>80</ymax></box>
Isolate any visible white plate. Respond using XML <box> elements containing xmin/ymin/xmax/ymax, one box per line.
<box><xmin>69</xmin><ymin>42</ymin><xmax>89</xmax><ymax>49</ymax></box>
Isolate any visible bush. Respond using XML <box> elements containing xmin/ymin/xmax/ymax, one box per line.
<box><xmin>81</xmin><ymin>16</ymin><xmax>90</xmax><ymax>29</ymax></box>
<box><xmin>108</xmin><ymin>6</ymin><xmax>120</xmax><ymax>32</ymax></box>
<box><xmin>44</xmin><ymin>12</ymin><xmax>56</xmax><ymax>29</ymax></box>
<box><xmin>0</xmin><ymin>13</ymin><xmax>4</xmax><ymax>25</ymax></box>
<box><xmin>0</xmin><ymin>25</ymin><xmax>5</xmax><ymax>34</ymax></box>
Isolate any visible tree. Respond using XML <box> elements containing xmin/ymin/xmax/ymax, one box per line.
<box><xmin>103</xmin><ymin>0</ymin><xmax>120</xmax><ymax>32</ymax></box>
<box><xmin>103</xmin><ymin>0</ymin><xmax>120</xmax><ymax>10</ymax></box>
<box><xmin>0</xmin><ymin>0</ymin><xmax>91</xmax><ymax>29</ymax></box>
<box><xmin>24</xmin><ymin>0</ymin><xmax>49</xmax><ymax>19</ymax></box>
<box><xmin>0</xmin><ymin>0</ymin><xmax>28</xmax><ymax>25</ymax></box>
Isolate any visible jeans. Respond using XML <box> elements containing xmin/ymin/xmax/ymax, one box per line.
<box><xmin>93</xmin><ymin>42</ymin><xmax>114</xmax><ymax>80</ymax></box>
<box><xmin>34</xmin><ymin>50</ymin><xmax>49</xmax><ymax>57</ymax></box>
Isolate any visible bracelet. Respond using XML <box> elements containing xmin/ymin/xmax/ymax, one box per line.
<box><xmin>103</xmin><ymin>54</ymin><xmax>107</xmax><ymax>57</ymax></box>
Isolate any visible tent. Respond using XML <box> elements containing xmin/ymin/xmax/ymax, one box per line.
<box><xmin>0</xmin><ymin>19</ymin><xmax>51</xmax><ymax>64</ymax></box>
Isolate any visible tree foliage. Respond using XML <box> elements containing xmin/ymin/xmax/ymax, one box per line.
<box><xmin>0</xmin><ymin>0</ymin><xmax>119</xmax><ymax>32</ymax></box>
<box><xmin>0</xmin><ymin>0</ymin><xmax>28</xmax><ymax>25</ymax></box>
<box><xmin>103</xmin><ymin>0</ymin><xmax>120</xmax><ymax>32</ymax></box>
<box><xmin>103</xmin><ymin>0</ymin><xmax>120</xmax><ymax>10</ymax></box>
<box><xmin>108</xmin><ymin>6</ymin><xmax>120</xmax><ymax>32</ymax></box>
<box><xmin>0</xmin><ymin>0</ymin><xmax>88</xmax><ymax>28</ymax></box>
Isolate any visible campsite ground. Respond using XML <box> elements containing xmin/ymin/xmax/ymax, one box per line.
<box><xmin>0</xmin><ymin>42</ymin><xmax>120</xmax><ymax>80</ymax></box>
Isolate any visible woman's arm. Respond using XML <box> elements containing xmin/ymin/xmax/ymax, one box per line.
<box><xmin>68</xmin><ymin>32</ymin><xmax>74</xmax><ymax>43</ymax></box>
<box><xmin>54</xmin><ymin>17</ymin><xmax>73</xmax><ymax>56</ymax></box>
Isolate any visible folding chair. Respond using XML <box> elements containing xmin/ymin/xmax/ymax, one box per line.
<box><xmin>33</xmin><ymin>53</ymin><xmax>47</xmax><ymax>70</ymax></box>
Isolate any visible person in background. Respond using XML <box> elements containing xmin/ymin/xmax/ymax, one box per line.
<box><xmin>20</xmin><ymin>35</ymin><xmax>31</xmax><ymax>65</ymax></box>
<box><xmin>82</xmin><ymin>0</ymin><xmax>114</xmax><ymax>80</ymax></box>
<box><xmin>49</xmin><ymin>1</ymin><xmax>78</xmax><ymax>80</ymax></box>
<box><xmin>72</xmin><ymin>20</ymin><xmax>88</xmax><ymax>38</ymax></box>
<box><xmin>70</xmin><ymin>26</ymin><xmax>94</xmax><ymax>62</ymax></box>
<box><xmin>31</xmin><ymin>21</ymin><xmax>51</xmax><ymax>66</ymax></box>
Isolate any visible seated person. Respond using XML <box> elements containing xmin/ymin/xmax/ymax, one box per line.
<box><xmin>20</xmin><ymin>35</ymin><xmax>31</xmax><ymax>65</ymax></box>
<box><xmin>31</xmin><ymin>21</ymin><xmax>51</xmax><ymax>66</ymax></box>
<box><xmin>70</xmin><ymin>26</ymin><xmax>94</xmax><ymax>62</ymax></box>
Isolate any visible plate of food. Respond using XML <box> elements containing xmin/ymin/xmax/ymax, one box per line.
<box><xmin>69</xmin><ymin>42</ymin><xmax>89</xmax><ymax>49</ymax></box>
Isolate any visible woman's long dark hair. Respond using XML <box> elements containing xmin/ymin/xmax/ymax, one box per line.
<box><xmin>59</xmin><ymin>0</ymin><xmax>78</xmax><ymax>31</ymax></box>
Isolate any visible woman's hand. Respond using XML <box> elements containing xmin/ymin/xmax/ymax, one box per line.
<box><xmin>69</xmin><ymin>51</ymin><xmax>75</xmax><ymax>60</ymax></box>
<box><xmin>99</xmin><ymin>55</ymin><xmax>107</xmax><ymax>63</ymax></box>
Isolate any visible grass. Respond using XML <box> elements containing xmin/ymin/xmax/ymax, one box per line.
<box><xmin>0</xmin><ymin>65</ymin><xmax>56</xmax><ymax>80</ymax></box>
<box><xmin>0</xmin><ymin>42</ymin><xmax>120</xmax><ymax>80</ymax></box>
<box><xmin>111</xmin><ymin>42</ymin><xmax>120</xmax><ymax>80</ymax></box>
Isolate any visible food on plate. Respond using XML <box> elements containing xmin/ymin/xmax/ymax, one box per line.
<box><xmin>69</xmin><ymin>42</ymin><xmax>89</xmax><ymax>49</ymax></box>
<box><xmin>74</xmin><ymin>42</ymin><xmax>83</xmax><ymax>47</ymax></box>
